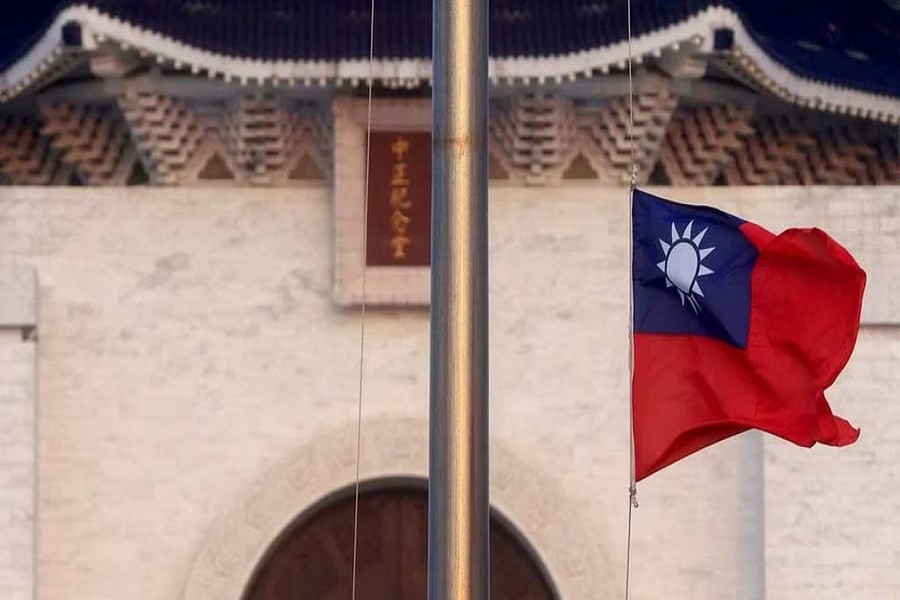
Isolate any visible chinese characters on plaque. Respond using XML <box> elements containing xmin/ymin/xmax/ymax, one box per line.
<box><xmin>366</xmin><ymin>131</ymin><xmax>432</xmax><ymax>266</ymax></box>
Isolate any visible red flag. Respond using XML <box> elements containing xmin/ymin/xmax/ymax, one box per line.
<box><xmin>632</xmin><ymin>190</ymin><xmax>864</xmax><ymax>481</ymax></box>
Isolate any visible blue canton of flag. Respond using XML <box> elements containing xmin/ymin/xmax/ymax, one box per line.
<box><xmin>632</xmin><ymin>190</ymin><xmax>757</xmax><ymax>349</ymax></box>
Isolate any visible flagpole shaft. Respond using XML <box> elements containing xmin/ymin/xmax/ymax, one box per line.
<box><xmin>428</xmin><ymin>0</ymin><xmax>490</xmax><ymax>598</ymax></box>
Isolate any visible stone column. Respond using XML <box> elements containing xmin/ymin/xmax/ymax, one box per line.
<box><xmin>0</xmin><ymin>267</ymin><xmax>37</xmax><ymax>600</ymax></box>
<box><xmin>738</xmin><ymin>431</ymin><xmax>766</xmax><ymax>600</ymax></box>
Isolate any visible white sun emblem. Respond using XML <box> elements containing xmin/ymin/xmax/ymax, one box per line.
<box><xmin>657</xmin><ymin>220</ymin><xmax>715</xmax><ymax>313</ymax></box>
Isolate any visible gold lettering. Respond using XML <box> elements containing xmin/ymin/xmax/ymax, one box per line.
<box><xmin>391</xmin><ymin>235</ymin><xmax>411</xmax><ymax>259</ymax></box>
<box><xmin>390</xmin><ymin>185</ymin><xmax>411</xmax><ymax>210</ymax></box>
<box><xmin>391</xmin><ymin>136</ymin><xmax>410</xmax><ymax>161</ymax></box>
<box><xmin>390</xmin><ymin>209</ymin><xmax>411</xmax><ymax>234</ymax></box>
<box><xmin>386</xmin><ymin>135</ymin><xmax>415</xmax><ymax>262</ymax></box>
<box><xmin>391</xmin><ymin>162</ymin><xmax>410</xmax><ymax>187</ymax></box>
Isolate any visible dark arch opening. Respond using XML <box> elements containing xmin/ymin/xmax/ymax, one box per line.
<box><xmin>243</xmin><ymin>478</ymin><xmax>558</xmax><ymax>600</ymax></box>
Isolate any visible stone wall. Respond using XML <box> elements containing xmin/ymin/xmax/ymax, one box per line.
<box><xmin>0</xmin><ymin>185</ymin><xmax>896</xmax><ymax>599</ymax></box>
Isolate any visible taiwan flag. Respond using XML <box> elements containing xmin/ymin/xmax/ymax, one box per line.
<box><xmin>632</xmin><ymin>189</ymin><xmax>865</xmax><ymax>481</ymax></box>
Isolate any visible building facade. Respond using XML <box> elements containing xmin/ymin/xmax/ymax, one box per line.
<box><xmin>0</xmin><ymin>2</ymin><xmax>899</xmax><ymax>599</ymax></box>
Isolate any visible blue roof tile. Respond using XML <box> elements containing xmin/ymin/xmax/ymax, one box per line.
<box><xmin>1</xmin><ymin>0</ymin><xmax>898</xmax><ymax>97</ymax></box>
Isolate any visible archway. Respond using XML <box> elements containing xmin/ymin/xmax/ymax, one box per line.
<box><xmin>242</xmin><ymin>482</ymin><xmax>557</xmax><ymax>599</ymax></box>
<box><xmin>182</xmin><ymin>418</ymin><xmax>611</xmax><ymax>599</ymax></box>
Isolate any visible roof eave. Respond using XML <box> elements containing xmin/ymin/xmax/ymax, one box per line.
<box><xmin>1</xmin><ymin>4</ymin><xmax>898</xmax><ymax>123</ymax></box>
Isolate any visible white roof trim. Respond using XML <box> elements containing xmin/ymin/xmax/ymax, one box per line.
<box><xmin>2</xmin><ymin>4</ymin><xmax>898</xmax><ymax>122</ymax></box>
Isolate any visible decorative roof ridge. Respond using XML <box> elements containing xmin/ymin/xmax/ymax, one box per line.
<box><xmin>1</xmin><ymin>3</ymin><xmax>898</xmax><ymax>123</ymax></box>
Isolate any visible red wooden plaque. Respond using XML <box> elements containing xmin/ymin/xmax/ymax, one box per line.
<box><xmin>365</xmin><ymin>131</ymin><xmax>432</xmax><ymax>266</ymax></box>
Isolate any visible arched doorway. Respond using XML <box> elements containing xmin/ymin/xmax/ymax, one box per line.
<box><xmin>243</xmin><ymin>483</ymin><xmax>557</xmax><ymax>599</ymax></box>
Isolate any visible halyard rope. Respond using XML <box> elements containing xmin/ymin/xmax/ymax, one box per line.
<box><xmin>625</xmin><ymin>0</ymin><xmax>639</xmax><ymax>598</ymax></box>
<box><xmin>350</xmin><ymin>0</ymin><xmax>377</xmax><ymax>598</ymax></box>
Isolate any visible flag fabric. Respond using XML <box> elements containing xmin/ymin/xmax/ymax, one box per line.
<box><xmin>632</xmin><ymin>189</ymin><xmax>865</xmax><ymax>481</ymax></box>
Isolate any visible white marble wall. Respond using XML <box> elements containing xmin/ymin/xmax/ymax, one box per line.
<box><xmin>0</xmin><ymin>185</ymin><xmax>896</xmax><ymax>599</ymax></box>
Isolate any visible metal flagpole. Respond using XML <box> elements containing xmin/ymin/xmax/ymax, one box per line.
<box><xmin>428</xmin><ymin>0</ymin><xmax>490</xmax><ymax>597</ymax></box>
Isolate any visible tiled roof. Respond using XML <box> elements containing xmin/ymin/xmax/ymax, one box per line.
<box><xmin>1</xmin><ymin>1</ymin><xmax>898</xmax><ymax>117</ymax></box>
